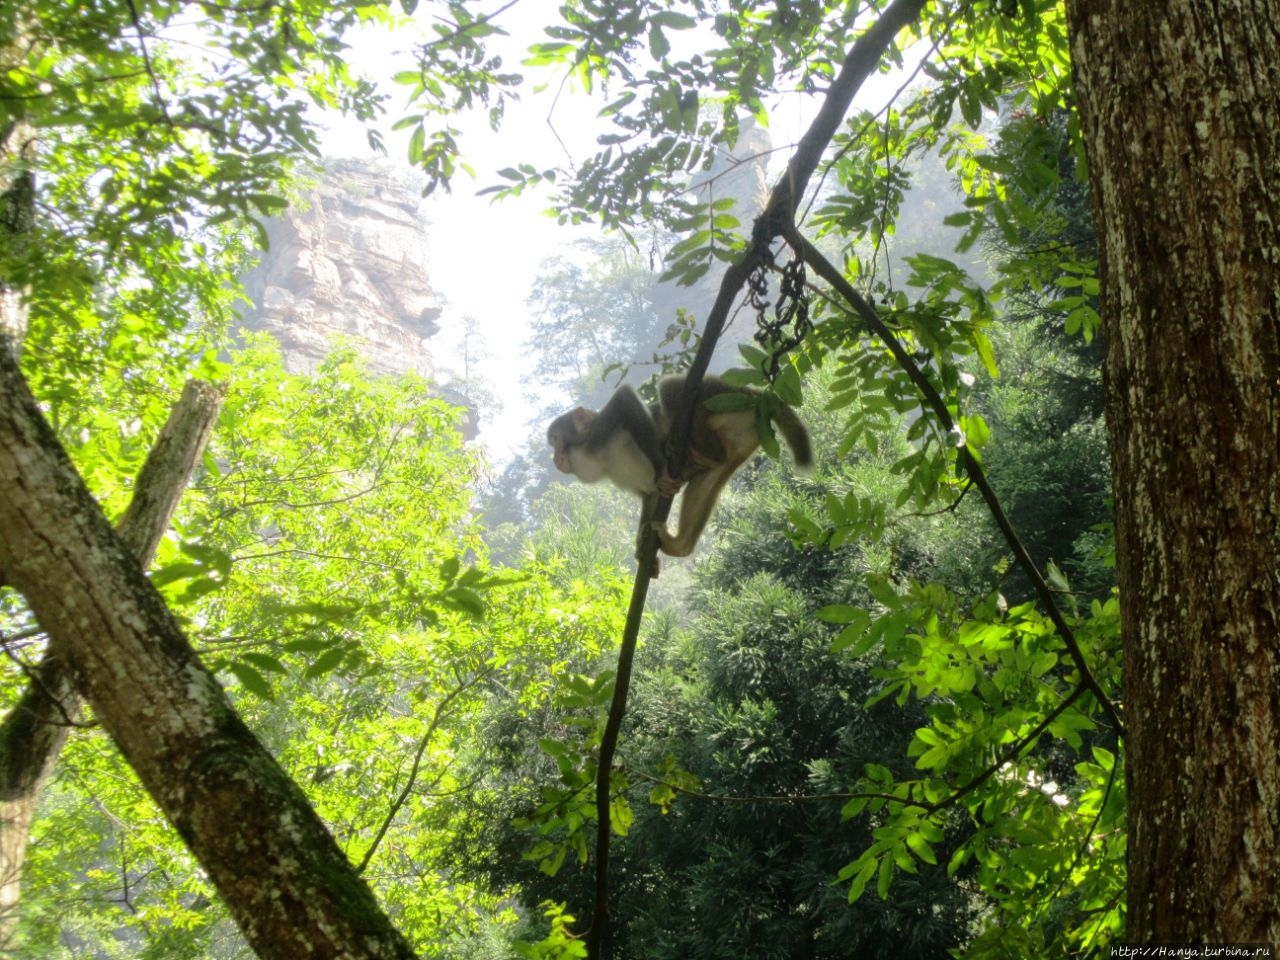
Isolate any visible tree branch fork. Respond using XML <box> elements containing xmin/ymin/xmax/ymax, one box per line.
<box><xmin>0</xmin><ymin>339</ymin><xmax>418</xmax><ymax>958</ymax></box>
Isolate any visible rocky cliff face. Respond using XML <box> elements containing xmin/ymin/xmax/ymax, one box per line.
<box><xmin>238</xmin><ymin>158</ymin><xmax>442</xmax><ymax>379</ymax></box>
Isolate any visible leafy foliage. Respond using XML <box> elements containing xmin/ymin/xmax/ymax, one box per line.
<box><xmin>526</xmin><ymin>245</ymin><xmax>668</xmax><ymax>400</ymax></box>
<box><xmin>6</xmin><ymin>0</ymin><xmax>1139</xmax><ymax>957</ymax></box>
<box><xmin>4</xmin><ymin>0</ymin><xmax>414</xmax><ymax>502</ymax></box>
<box><xmin>15</xmin><ymin>341</ymin><xmax>633</xmax><ymax>957</ymax></box>
<box><xmin>481</xmin><ymin>62</ymin><xmax>1123</xmax><ymax>951</ymax></box>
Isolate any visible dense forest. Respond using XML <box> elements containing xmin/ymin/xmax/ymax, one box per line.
<box><xmin>1</xmin><ymin>2</ymin><xmax>1277</xmax><ymax>958</ymax></box>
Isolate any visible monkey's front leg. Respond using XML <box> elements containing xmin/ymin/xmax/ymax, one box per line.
<box><xmin>656</xmin><ymin>472</ymin><xmax>683</xmax><ymax>498</ymax></box>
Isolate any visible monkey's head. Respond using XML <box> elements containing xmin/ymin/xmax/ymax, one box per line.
<box><xmin>546</xmin><ymin>408</ymin><xmax>596</xmax><ymax>475</ymax></box>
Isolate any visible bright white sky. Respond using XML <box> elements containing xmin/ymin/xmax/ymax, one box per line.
<box><xmin>315</xmin><ymin>2</ymin><xmax>607</xmax><ymax>461</ymax></box>
<box><xmin>314</xmin><ymin>2</ymin><xmax>911</xmax><ymax>463</ymax></box>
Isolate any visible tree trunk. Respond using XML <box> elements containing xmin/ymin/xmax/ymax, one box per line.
<box><xmin>0</xmin><ymin>160</ymin><xmax>32</xmax><ymax>343</ymax></box>
<box><xmin>0</xmin><ymin>16</ymin><xmax>34</xmax><ymax>344</ymax></box>
<box><xmin>0</xmin><ymin>379</ymin><xmax>224</xmax><ymax>943</ymax></box>
<box><xmin>1066</xmin><ymin>0</ymin><xmax>1280</xmax><ymax>941</ymax></box>
<box><xmin>0</xmin><ymin>23</ymin><xmax>50</xmax><ymax>935</ymax></box>
<box><xmin>0</xmin><ymin>343</ymin><xmax>419</xmax><ymax>959</ymax></box>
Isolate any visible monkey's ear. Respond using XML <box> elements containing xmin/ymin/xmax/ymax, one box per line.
<box><xmin>570</xmin><ymin>407</ymin><xmax>595</xmax><ymax>432</ymax></box>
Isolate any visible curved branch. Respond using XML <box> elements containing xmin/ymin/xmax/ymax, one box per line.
<box><xmin>791</xmin><ymin>228</ymin><xmax>1125</xmax><ymax>737</ymax></box>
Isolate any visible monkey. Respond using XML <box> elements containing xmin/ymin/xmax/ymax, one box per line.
<box><xmin>648</xmin><ymin>375</ymin><xmax>812</xmax><ymax>557</ymax></box>
<box><xmin>546</xmin><ymin>383</ymin><xmax>665</xmax><ymax>497</ymax></box>
<box><xmin>546</xmin><ymin>384</ymin><xmax>670</xmax><ymax>572</ymax></box>
<box><xmin>546</xmin><ymin>374</ymin><xmax>813</xmax><ymax>561</ymax></box>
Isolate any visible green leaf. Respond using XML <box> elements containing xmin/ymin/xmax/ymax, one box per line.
<box><xmin>947</xmin><ymin>845</ymin><xmax>972</xmax><ymax>877</ymax></box>
<box><xmin>876</xmin><ymin>854</ymin><xmax>894</xmax><ymax>899</ymax></box>
<box><xmin>833</xmin><ymin>620</ymin><xmax>877</xmax><ymax>657</ymax></box>
<box><xmin>905</xmin><ymin>830</ymin><xmax>938</xmax><ymax>865</ymax></box>
<box><xmin>609</xmin><ymin>794</ymin><xmax>633</xmax><ymax>836</ymax></box>
<box><xmin>304</xmin><ymin>646</ymin><xmax>346</xmax><ymax>679</ymax></box>
<box><xmin>440</xmin><ymin>555</ymin><xmax>461</xmax><ymax>583</ymax></box>
<box><xmin>666</xmin><ymin>229</ymin><xmax>712</xmax><ymax>258</ymax></box>
<box><xmin>443</xmin><ymin>586</ymin><xmax>485</xmax><ymax>618</ymax></box>
<box><xmin>704</xmin><ymin>391</ymin><xmax>752</xmax><ymax>412</ymax></box>
<box><xmin>650</xmin><ymin>11</ymin><xmax>697</xmax><ymax>29</ymax></box>
<box><xmin>719</xmin><ymin>366</ymin><xmax>766</xmax><ymax>387</ymax></box>
<box><xmin>846</xmin><ymin>855</ymin><xmax>878</xmax><ymax>902</ymax></box>
<box><xmin>960</xmin><ymin>413</ymin><xmax>991</xmax><ymax>450</ymax></box>
<box><xmin>283</xmin><ymin>636</ymin><xmax>332</xmax><ymax>654</ymax></box>
<box><xmin>240</xmin><ymin>652</ymin><xmax>287</xmax><ymax>674</ymax></box>
<box><xmin>226</xmin><ymin>662</ymin><xmax>274</xmax><ymax>700</ymax></box>
<box><xmin>598</xmin><ymin>92</ymin><xmax>636</xmax><ymax>118</ymax></box>
<box><xmin>150</xmin><ymin>561</ymin><xmax>205</xmax><ymax>588</ymax></box>
<box><xmin>248</xmin><ymin>193</ymin><xmax>288</xmax><ymax>215</ymax></box>
<box><xmin>756</xmin><ymin>407</ymin><xmax>780</xmax><ymax>458</ymax></box>
<box><xmin>648</xmin><ymin>23</ymin><xmax>670</xmax><ymax>59</ymax></box>
<box><xmin>817</xmin><ymin>604</ymin><xmax>862</xmax><ymax>624</ymax></box>
<box><xmin>737</xmin><ymin>342</ymin><xmax>770</xmax><ymax>371</ymax></box>
<box><xmin>774</xmin><ymin>365</ymin><xmax>803</xmax><ymax>406</ymax></box>
<box><xmin>1046</xmin><ymin>559</ymin><xmax>1071</xmax><ymax>593</ymax></box>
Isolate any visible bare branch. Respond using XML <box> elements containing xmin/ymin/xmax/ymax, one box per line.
<box><xmin>356</xmin><ymin>670</ymin><xmax>490</xmax><ymax>874</ymax></box>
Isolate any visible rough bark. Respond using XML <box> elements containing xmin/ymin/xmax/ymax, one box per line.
<box><xmin>0</xmin><ymin>658</ymin><xmax>72</xmax><ymax>943</ymax></box>
<box><xmin>1066</xmin><ymin>0</ymin><xmax>1280</xmax><ymax>940</ymax></box>
<box><xmin>0</xmin><ymin>344</ymin><xmax>418</xmax><ymax>958</ymax></box>
<box><xmin>0</xmin><ymin>379</ymin><xmax>225</xmax><ymax>942</ymax></box>
<box><xmin>0</xmin><ymin>20</ymin><xmax>50</xmax><ymax>934</ymax></box>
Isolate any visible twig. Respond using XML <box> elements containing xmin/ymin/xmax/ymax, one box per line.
<box><xmin>0</xmin><ymin>643</ymin><xmax>94</xmax><ymax>729</ymax></box>
<box><xmin>124</xmin><ymin>0</ymin><xmax>175</xmax><ymax>127</ymax></box>
<box><xmin>356</xmin><ymin>671</ymin><xmax>488</xmax><ymax>874</ymax></box>
<box><xmin>1032</xmin><ymin>737</ymin><xmax>1120</xmax><ymax>918</ymax></box>
<box><xmin>422</xmin><ymin>0</ymin><xmax>523</xmax><ymax>51</ymax></box>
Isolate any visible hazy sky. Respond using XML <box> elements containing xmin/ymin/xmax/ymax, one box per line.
<box><xmin>314</xmin><ymin>2</ymin><xmax>916</xmax><ymax>463</ymax></box>
<box><xmin>316</xmin><ymin>3</ymin><xmax>606</xmax><ymax>461</ymax></box>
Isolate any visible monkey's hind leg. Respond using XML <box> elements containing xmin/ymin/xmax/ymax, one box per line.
<box><xmin>652</xmin><ymin>464</ymin><xmax>736</xmax><ymax>558</ymax></box>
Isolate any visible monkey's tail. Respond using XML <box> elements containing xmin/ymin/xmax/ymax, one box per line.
<box><xmin>773</xmin><ymin>405</ymin><xmax>814</xmax><ymax>474</ymax></box>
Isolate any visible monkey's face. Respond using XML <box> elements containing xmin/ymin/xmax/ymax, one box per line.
<box><xmin>548</xmin><ymin>429</ymin><xmax>573</xmax><ymax>473</ymax></box>
<box><xmin>547</xmin><ymin>408</ymin><xmax>596</xmax><ymax>475</ymax></box>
